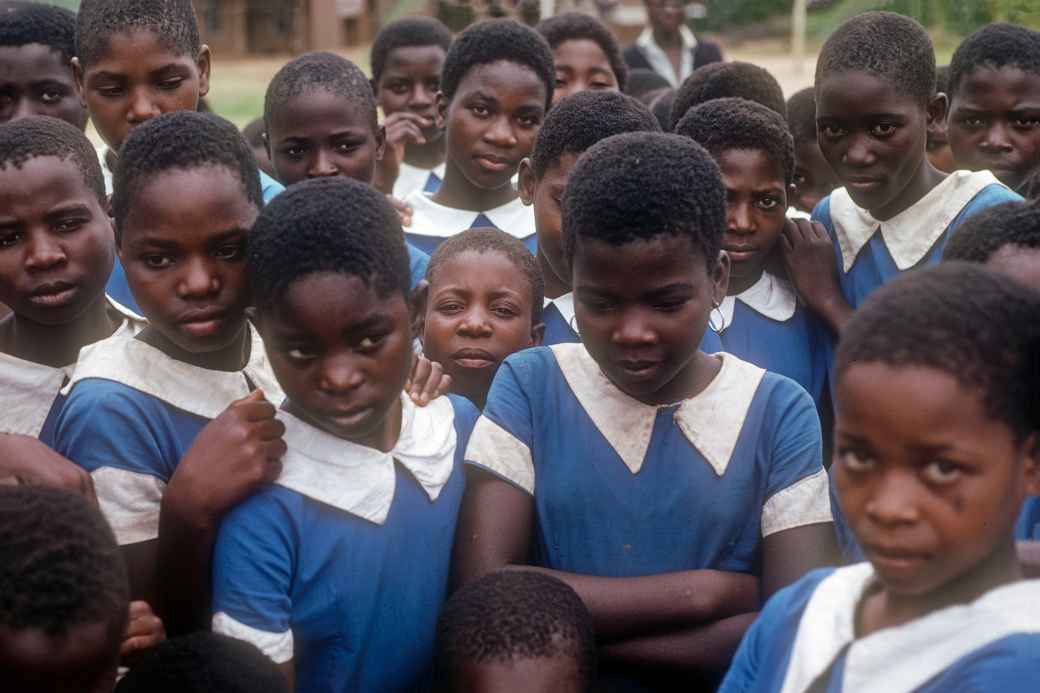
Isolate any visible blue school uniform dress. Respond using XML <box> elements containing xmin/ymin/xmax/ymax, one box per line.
<box><xmin>714</xmin><ymin>273</ymin><xmax>829</xmax><ymax>407</ymax></box>
<box><xmin>392</xmin><ymin>161</ymin><xmax>445</xmax><ymax>199</ymax></box>
<box><xmin>53</xmin><ymin>325</ymin><xmax>283</xmax><ymax>545</ymax></box>
<box><xmin>211</xmin><ymin>394</ymin><xmax>477</xmax><ymax>692</ymax></box>
<box><xmin>465</xmin><ymin>344</ymin><xmax>832</xmax><ymax>578</ymax></box>
<box><xmin>1018</xmin><ymin>498</ymin><xmax>1039</xmax><ymax>540</ymax></box>
<box><xmin>0</xmin><ymin>297</ymin><xmax>144</xmax><ymax>447</ymax></box>
<box><xmin>402</xmin><ymin>190</ymin><xmax>537</xmax><ymax>255</ymax></box>
<box><xmin>719</xmin><ymin>564</ymin><xmax>1040</xmax><ymax>693</ymax></box>
<box><xmin>814</xmin><ymin>170</ymin><xmax>1018</xmax><ymax>310</ymax></box>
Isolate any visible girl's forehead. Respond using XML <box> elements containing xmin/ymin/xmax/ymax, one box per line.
<box><xmin>455</xmin><ymin>60</ymin><xmax>547</xmax><ymax>98</ymax></box>
<box><xmin>816</xmin><ymin>72</ymin><xmax>923</xmax><ymax>116</ymax></box>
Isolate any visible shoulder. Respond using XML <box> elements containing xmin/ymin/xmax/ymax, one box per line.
<box><xmin>763</xmin><ymin>567</ymin><xmax>835</xmax><ymax>622</ymax></box>
<box><xmin>499</xmin><ymin>345</ymin><xmax>561</xmax><ymax>382</ymax></box>
<box><xmin>447</xmin><ymin>393</ymin><xmax>481</xmax><ymax>439</ymax></box>
<box><xmin>622</xmin><ymin>43</ymin><xmax>650</xmax><ymax>68</ymax></box>
<box><xmin>931</xmin><ymin>633</ymin><xmax>1040</xmax><ymax>691</ymax></box>
<box><xmin>259</xmin><ymin>170</ymin><xmax>285</xmax><ymax>204</ymax></box>
<box><xmin>220</xmin><ymin>484</ymin><xmax>302</xmax><ymax>541</ymax></box>
<box><xmin>61</xmin><ymin>377</ymin><xmax>168</xmax><ymax>423</ymax></box>
<box><xmin>810</xmin><ymin>193</ymin><xmax>836</xmax><ymax>230</ymax></box>
<box><xmin>964</xmin><ymin>181</ymin><xmax>1024</xmax><ymax>212</ymax></box>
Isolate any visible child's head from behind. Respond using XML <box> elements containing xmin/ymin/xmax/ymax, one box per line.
<box><xmin>833</xmin><ymin>263</ymin><xmax>1040</xmax><ymax>598</ymax></box>
<box><xmin>264</xmin><ymin>52</ymin><xmax>384</xmax><ymax>187</ymax></box>
<box><xmin>786</xmin><ymin>86</ymin><xmax>838</xmax><ymax>213</ymax></box>
<box><xmin>438</xmin><ymin>19</ymin><xmax>554</xmax><ymax>193</ymax></box>
<box><xmin>947</xmin><ymin>23</ymin><xmax>1040</xmax><ymax>190</ymax></box>
<box><xmin>675</xmin><ymin>97</ymin><xmax>794</xmax><ymax>294</ymax></box>
<box><xmin>436</xmin><ymin>571</ymin><xmax>595</xmax><ymax>693</ymax></box>
<box><xmin>0</xmin><ymin>116</ymin><xmax>113</xmax><ymax>327</ymax></box>
<box><xmin>420</xmin><ymin>228</ymin><xmax>544</xmax><ymax>408</ymax></box>
<box><xmin>370</xmin><ymin>16</ymin><xmax>452</xmax><ymax>143</ymax></box>
<box><xmin>74</xmin><ymin>0</ymin><xmax>209</xmax><ymax>152</ymax></box>
<box><xmin>536</xmin><ymin>12</ymin><xmax>627</xmax><ymax>106</ymax></box>
<box><xmin>114</xmin><ymin>632</ymin><xmax>288</xmax><ymax>693</ymax></box>
<box><xmin>112</xmin><ymin>110</ymin><xmax>261</xmax><ymax>357</ymax></box>
<box><xmin>563</xmin><ymin>132</ymin><xmax>728</xmax><ymax>404</ymax></box>
<box><xmin>0</xmin><ymin>486</ymin><xmax>129</xmax><ymax>693</ymax></box>
<box><xmin>815</xmin><ymin>11</ymin><xmax>943</xmax><ymax>219</ymax></box>
<box><xmin>942</xmin><ymin>200</ymin><xmax>1040</xmax><ymax>289</ymax></box>
<box><xmin>520</xmin><ymin>89</ymin><xmax>660</xmax><ymax>294</ymax></box>
<box><xmin>0</xmin><ymin>2</ymin><xmax>85</xmax><ymax>129</ymax></box>
<box><xmin>670</xmin><ymin>61</ymin><xmax>786</xmax><ymax>131</ymax></box>
<box><xmin>250</xmin><ymin>177</ymin><xmax>414</xmax><ymax>448</ymax></box>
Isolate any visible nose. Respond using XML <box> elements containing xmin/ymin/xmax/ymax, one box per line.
<box><xmin>176</xmin><ymin>256</ymin><xmax>220</xmax><ymax>298</ymax></box>
<box><xmin>727</xmin><ymin>201</ymin><xmax>755</xmax><ymax>235</ymax></box>
<box><xmin>864</xmin><ymin>471</ymin><xmax>921</xmax><ymax>528</ymax></box>
<box><xmin>126</xmin><ymin>88</ymin><xmax>160</xmax><ymax>124</ymax></box>
<box><xmin>842</xmin><ymin>134</ymin><xmax>877</xmax><ymax>168</ymax></box>
<box><xmin>318</xmin><ymin>352</ymin><xmax>364</xmax><ymax>394</ymax></box>
<box><xmin>25</xmin><ymin>232</ymin><xmax>67</xmax><ymax>271</ymax></box>
<box><xmin>308</xmin><ymin>148</ymin><xmax>339</xmax><ymax>178</ymax></box>
<box><xmin>11</xmin><ymin>97</ymin><xmax>36</xmax><ymax>122</ymax></box>
<box><xmin>457</xmin><ymin>306</ymin><xmax>494</xmax><ymax>338</ymax></box>
<box><xmin>612</xmin><ymin>307</ymin><xmax>657</xmax><ymax>346</ymax></box>
<box><xmin>980</xmin><ymin>122</ymin><xmax>1014</xmax><ymax>152</ymax></box>
<box><xmin>410</xmin><ymin>83</ymin><xmax>435</xmax><ymax>110</ymax></box>
<box><xmin>482</xmin><ymin>115</ymin><xmax>518</xmax><ymax>148</ymax></box>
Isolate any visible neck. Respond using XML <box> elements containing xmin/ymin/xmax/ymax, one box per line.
<box><xmin>0</xmin><ymin>295</ymin><xmax>119</xmax><ymax>367</ymax></box>
<box><xmin>539</xmin><ymin>252</ymin><xmax>570</xmax><ymax>300</ymax></box>
<box><xmin>629</xmin><ymin>350</ymin><xmax>722</xmax><ymax>406</ymax></box>
<box><xmin>652</xmin><ymin>25</ymin><xmax>682</xmax><ymax>47</ymax></box>
<box><xmin>726</xmin><ymin>268</ymin><xmax>763</xmax><ymax>296</ymax></box>
<box><xmin>871</xmin><ymin>160</ymin><xmax>948</xmax><ymax>221</ymax></box>
<box><xmin>137</xmin><ymin>322</ymin><xmax>251</xmax><ymax>372</ymax></box>
<box><xmin>287</xmin><ymin>394</ymin><xmax>403</xmax><ymax>453</ymax></box>
<box><xmin>403</xmin><ymin>138</ymin><xmax>446</xmax><ymax>170</ymax></box>
<box><xmin>432</xmin><ymin>158</ymin><xmax>517</xmax><ymax>212</ymax></box>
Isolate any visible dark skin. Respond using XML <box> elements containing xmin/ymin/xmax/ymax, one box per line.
<box><xmin>73</xmin><ymin>29</ymin><xmax>210</xmax><ymax>153</ymax></box>
<box><xmin>372</xmin><ymin>44</ymin><xmax>448</xmax><ymax>192</ymax></box>
<box><xmin>449</xmin><ymin>655</ymin><xmax>585</xmax><ymax>693</ymax></box>
<box><xmin>717</xmin><ymin>148</ymin><xmax>788</xmax><ymax>295</ymax></box>
<box><xmin>454</xmin><ymin>235</ymin><xmax>836</xmax><ymax>674</ymax></box>
<box><xmin>417</xmin><ymin>250</ymin><xmax>544</xmax><ymax>409</ymax></box>
<box><xmin>118</xmin><ymin>166</ymin><xmax>285</xmax><ymax>633</ymax></box>
<box><xmin>784</xmin><ymin>72</ymin><xmax>948</xmax><ymax>335</ymax></box>
<box><xmin>254</xmin><ymin>271</ymin><xmax>420</xmax><ymax>687</ymax></box>
<box><xmin>947</xmin><ymin>65</ymin><xmax>1040</xmax><ymax>191</ymax></box>
<box><xmin>643</xmin><ymin>0</ymin><xmax>687</xmax><ymax>81</ymax></box>
<box><xmin>833</xmin><ymin>363</ymin><xmax>1040</xmax><ymax>635</ymax></box>
<box><xmin>433</xmin><ymin>60</ymin><xmax>547</xmax><ymax>212</ymax></box>
<box><xmin>791</xmin><ymin>137</ymin><xmax>839</xmax><ymax>215</ymax></box>
<box><xmin>0</xmin><ymin>43</ymin><xmax>87</xmax><ymax>129</ymax></box>
<box><xmin>518</xmin><ymin>153</ymin><xmax>576</xmax><ymax>300</ymax></box>
<box><xmin>1</xmin><ymin>620</ymin><xmax>121</xmax><ymax>693</ymax></box>
<box><xmin>550</xmin><ymin>39</ymin><xmax>620</xmax><ymax>107</ymax></box>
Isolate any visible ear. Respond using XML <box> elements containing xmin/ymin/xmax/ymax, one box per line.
<box><xmin>436</xmin><ymin>92</ymin><xmax>448</xmax><ymax>129</ymax></box>
<box><xmin>517</xmin><ymin>158</ymin><xmax>537</xmax><ymax>206</ymax></box>
<box><xmin>530</xmin><ymin>320</ymin><xmax>546</xmax><ymax>347</ymax></box>
<box><xmin>196</xmin><ymin>45</ymin><xmax>212</xmax><ymax>98</ymax></box>
<box><xmin>71</xmin><ymin>57</ymin><xmax>87</xmax><ymax>107</ymax></box>
<box><xmin>410</xmin><ymin>280</ymin><xmax>430</xmax><ymax>342</ymax></box>
<box><xmin>374</xmin><ymin>124</ymin><xmax>387</xmax><ymax>163</ymax></box>
<box><xmin>1023</xmin><ymin>432</ymin><xmax>1040</xmax><ymax>496</ymax></box>
<box><xmin>711</xmin><ymin>250</ymin><xmax>730</xmax><ymax>305</ymax></box>
<box><xmin>926</xmin><ymin>92</ymin><xmax>948</xmax><ymax>135</ymax></box>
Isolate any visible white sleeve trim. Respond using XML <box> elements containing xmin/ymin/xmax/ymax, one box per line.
<box><xmin>464</xmin><ymin>416</ymin><xmax>535</xmax><ymax>495</ymax></box>
<box><xmin>761</xmin><ymin>468</ymin><xmax>833</xmax><ymax>537</ymax></box>
<box><xmin>213</xmin><ymin>611</ymin><xmax>293</xmax><ymax>664</ymax></box>
<box><xmin>91</xmin><ymin>467</ymin><xmax>166</xmax><ymax>545</ymax></box>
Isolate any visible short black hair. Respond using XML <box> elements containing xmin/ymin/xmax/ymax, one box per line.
<box><xmin>942</xmin><ymin>200</ymin><xmax>1040</xmax><ymax>263</ymax></box>
<box><xmin>836</xmin><ymin>263</ymin><xmax>1040</xmax><ymax>443</ymax></box>
<box><xmin>624</xmin><ymin>67</ymin><xmax>669</xmax><ymax>101</ymax></box>
<box><xmin>670</xmin><ymin>61</ymin><xmax>786</xmax><ymax>129</ymax></box>
<box><xmin>76</xmin><ymin>0</ymin><xmax>201</xmax><ymax>68</ymax></box>
<box><xmin>0</xmin><ymin>115</ymin><xmax>106</xmax><ymax>204</ymax></box>
<box><xmin>114</xmin><ymin>633</ymin><xmax>289</xmax><ymax>693</ymax></box>
<box><xmin>536</xmin><ymin>12</ymin><xmax>628</xmax><ymax>91</ymax></box>
<box><xmin>440</xmin><ymin>18</ymin><xmax>555</xmax><ymax>111</ymax></box>
<box><xmin>531</xmin><ymin>89</ymin><xmax>660</xmax><ymax>178</ymax></box>
<box><xmin>674</xmin><ymin>97</ymin><xmax>795</xmax><ymax>185</ymax></box>
<box><xmin>249</xmin><ymin>176</ymin><xmax>411</xmax><ymax>311</ymax></box>
<box><xmin>264</xmin><ymin>51</ymin><xmax>376</xmax><ymax>131</ymax></box>
<box><xmin>0</xmin><ymin>1</ymin><xmax>77</xmax><ymax>64</ymax></box>
<box><xmin>786</xmin><ymin>86</ymin><xmax>816</xmax><ymax>146</ymax></box>
<box><xmin>242</xmin><ymin>117</ymin><xmax>265</xmax><ymax>149</ymax></box>
<box><xmin>648</xmin><ymin>87</ymin><xmax>675</xmax><ymax>130</ymax></box>
<box><xmin>436</xmin><ymin>571</ymin><xmax>596</xmax><ymax>690</ymax></box>
<box><xmin>427</xmin><ymin>227</ymin><xmax>545</xmax><ymax>323</ymax></box>
<box><xmin>112</xmin><ymin>110</ymin><xmax>262</xmax><ymax>243</ymax></box>
<box><xmin>370</xmin><ymin>15</ymin><xmax>453</xmax><ymax>85</ymax></box>
<box><xmin>948</xmin><ymin>23</ymin><xmax>1040</xmax><ymax>97</ymax></box>
<box><xmin>0</xmin><ymin>486</ymin><xmax>128</xmax><ymax>638</ymax></box>
<box><xmin>563</xmin><ymin>131</ymin><xmax>725</xmax><ymax>269</ymax></box>
<box><xmin>816</xmin><ymin>11</ymin><xmax>935</xmax><ymax>106</ymax></box>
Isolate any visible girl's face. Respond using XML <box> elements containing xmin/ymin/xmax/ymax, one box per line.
<box><xmin>791</xmin><ymin>137</ymin><xmax>839</xmax><ymax>214</ymax></box>
<box><xmin>441</xmin><ymin>60</ymin><xmax>547</xmax><ymax>192</ymax></box>
<box><xmin>717</xmin><ymin>147</ymin><xmax>787</xmax><ymax>295</ymax></box>
<box><xmin>74</xmin><ymin>29</ymin><xmax>209</xmax><ymax>152</ymax></box>
<box><xmin>119</xmin><ymin>166</ymin><xmax>255</xmax><ymax>359</ymax></box>
<box><xmin>375</xmin><ymin>44</ymin><xmax>446</xmax><ymax>143</ymax></box>
<box><xmin>947</xmin><ymin>65</ymin><xmax>1040</xmax><ymax>190</ymax></box>
<box><xmin>816</xmin><ymin>71</ymin><xmax>945</xmax><ymax>220</ymax></box>
<box><xmin>258</xmin><ymin>272</ymin><xmax>414</xmax><ymax>451</ymax></box>
<box><xmin>519</xmin><ymin>153</ymin><xmax>578</xmax><ymax>292</ymax></box>
<box><xmin>550</xmin><ymin>39</ymin><xmax>619</xmax><ymax>107</ymax></box>
<box><xmin>571</xmin><ymin>234</ymin><xmax>728</xmax><ymax>405</ymax></box>
<box><xmin>834</xmin><ymin>362</ymin><xmax>1040</xmax><ymax>599</ymax></box>
<box><xmin>0</xmin><ymin>43</ymin><xmax>88</xmax><ymax>129</ymax></box>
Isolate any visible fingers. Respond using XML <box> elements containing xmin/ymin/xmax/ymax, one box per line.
<box><xmin>231</xmin><ymin>388</ymin><xmax>266</xmax><ymax>407</ymax></box>
<box><xmin>386</xmin><ymin>119</ymin><xmax>426</xmax><ymax>147</ymax></box>
<box><xmin>409</xmin><ymin>356</ymin><xmax>433</xmax><ymax>403</ymax></box>
<box><xmin>384</xmin><ymin>110</ymin><xmax>435</xmax><ymax>131</ymax></box>
<box><xmin>121</xmin><ymin>601</ymin><xmax>165</xmax><ymax>656</ymax></box>
<box><xmin>419</xmin><ymin>361</ymin><xmax>450</xmax><ymax>405</ymax></box>
<box><xmin>388</xmin><ymin>195</ymin><xmax>413</xmax><ymax>227</ymax></box>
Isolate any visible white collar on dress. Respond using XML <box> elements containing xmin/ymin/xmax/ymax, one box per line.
<box><xmin>635</xmin><ymin>25</ymin><xmax>697</xmax><ymax>87</ymax></box>
<box><xmin>780</xmin><ymin>564</ymin><xmax>1040</xmax><ymax>693</ymax></box>
<box><xmin>551</xmin><ymin>343</ymin><xmax>764</xmax><ymax>475</ymax></box>
<box><xmin>275</xmin><ymin>394</ymin><xmax>457</xmax><ymax>524</ymax></box>
<box><xmin>829</xmin><ymin>170</ymin><xmax>1003</xmax><ymax>273</ymax></box>
<box><xmin>0</xmin><ymin>296</ymin><xmax>146</xmax><ymax>437</ymax></box>
<box><xmin>65</xmin><ymin>322</ymin><xmax>284</xmax><ymax>419</ymax></box>
<box><xmin>544</xmin><ymin>292</ymin><xmax>578</xmax><ymax>335</ymax></box>
<box><xmin>403</xmin><ymin>190</ymin><xmax>535</xmax><ymax>241</ymax></box>
<box><xmin>716</xmin><ymin>272</ymin><xmax>797</xmax><ymax>332</ymax></box>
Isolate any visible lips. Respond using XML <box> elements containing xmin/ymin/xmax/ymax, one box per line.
<box><xmin>864</xmin><ymin>543</ymin><xmax>931</xmax><ymax>575</ymax></box>
<box><xmin>615</xmin><ymin>359</ymin><xmax>661</xmax><ymax>379</ymax></box>
<box><xmin>474</xmin><ymin>153</ymin><xmax>514</xmax><ymax>174</ymax></box>
<box><xmin>451</xmin><ymin>347</ymin><xmax>498</xmax><ymax>369</ymax></box>
<box><xmin>845</xmin><ymin>177</ymin><xmax>883</xmax><ymax>191</ymax></box>
<box><xmin>28</xmin><ymin>280</ymin><xmax>79</xmax><ymax>308</ymax></box>
<box><xmin>724</xmin><ymin>245</ymin><xmax>758</xmax><ymax>262</ymax></box>
<box><xmin>177</xmin><ymin>307</ymin><xmax>228</xmax><ymax>337</ymax></box>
